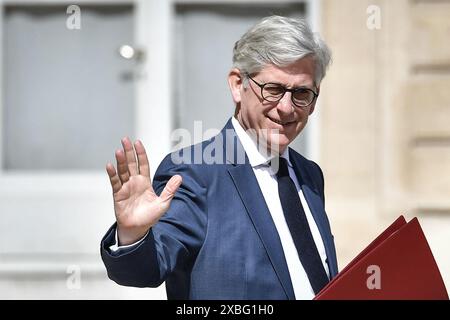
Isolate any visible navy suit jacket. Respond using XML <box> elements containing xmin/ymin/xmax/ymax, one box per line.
<box><xmin>101</xmin><ymin>118</ymin><xmax>338</xmax><ymax>299</ymax></box>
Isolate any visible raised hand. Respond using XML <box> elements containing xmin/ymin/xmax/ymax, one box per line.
<box><xmin>106</xmin><ymin>137</ymin><xmax>182</xmax><ymax>245</ymax></box>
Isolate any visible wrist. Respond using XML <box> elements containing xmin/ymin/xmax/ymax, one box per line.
<box><xmin>117</xmin><ymin>225</ymin><xmax>149</xmax><ymax>246</ymax></box>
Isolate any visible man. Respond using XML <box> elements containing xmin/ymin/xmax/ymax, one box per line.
<box><xmin>101</xmin><ymin>15</ymin><xmax>338</xmax><ymax>300</ymax></box>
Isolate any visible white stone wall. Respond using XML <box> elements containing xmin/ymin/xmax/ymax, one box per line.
<box><xmin>321</xmin><ymin>0</ymin><xmax>450</xmax><ymax>289</ymax></box>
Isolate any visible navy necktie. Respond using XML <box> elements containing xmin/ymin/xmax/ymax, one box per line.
<box><xmin>276</xmin><ymin>157</ymin><xmax>329</xmax><ymax>294</ymax></box>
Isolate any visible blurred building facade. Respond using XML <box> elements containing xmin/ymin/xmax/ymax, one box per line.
<box><xmin>0</xmin><ymin>0</ymin><xmax>448</xmax><ymax>299</ymax></box>
<box><xmin>321</xmin><ymin>0</ymin><xmax>450</xmax><ymax>287</ymax></box>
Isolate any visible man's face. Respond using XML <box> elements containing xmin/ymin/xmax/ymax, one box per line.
<box><xmin>229</xmin><ymin>56</ymin><xmax>318</xmax><ymax>154</ymax></box>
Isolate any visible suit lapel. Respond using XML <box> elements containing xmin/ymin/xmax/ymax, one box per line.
<box><xmin>289</xmin><ymin>151</ymin><xmax>338</xmax><ymax>277</ymax></box>
<box><xmin>221</xmin><ymin>119</ymin><xmax>295</xmax><ymax>300</ymax></box>
<box><xmin>228</xmin><ymin>164</ymin><xmax>296</xmax><ymax>300</ymax></box>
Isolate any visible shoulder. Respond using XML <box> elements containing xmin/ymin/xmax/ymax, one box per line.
<box><xmin>157</xmin><ymin>135</ymin><xmax>222</xmax><ymax>169</ymax></box>
<box><xmin>288</xmin><ymin>148</ymin><xmax>325</xmax><ymax>194</ymax></box>
<box><xmin>154</xmin><ymin>134</ymin><xmax>227</xmax><ymax>189</ymax></box>
<box><xmin>289</xmin><ymin>148</ymin><xmax>323</xmax><ymax>176</ymax></box>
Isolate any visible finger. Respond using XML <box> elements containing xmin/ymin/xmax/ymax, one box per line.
<box><xmin>106</xmin><ymin>163</ymin><xmax>122</xmax><ymax>193</ymax></box>
<box><xmin>159</xmin><ymin>175</ymin><xmax>182</xmax><ymax>203</ymax></box>
<box><xmin>134</xmin><ymin>140</ymin><xmax>150</xmax><ymax>178</ymax></box>
<box><xmin>115</xmin><ymin>149</ymin><xmax>130</xmax><ymax>184</ymax></box>
<box><xmin>121</xmin><ymin>137</ymin><xmax>138</xmax><ymax>176</ymax></box>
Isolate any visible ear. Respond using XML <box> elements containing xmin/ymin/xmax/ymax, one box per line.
<box><xmin>309</xmin><ymin>85</ymin><xmax>320</xmax><ymax>115</ymax></box>
<box><xmin>228</xmin><ymin>68</ymin><xmax>243</xmax><ymax>104</ymax></box>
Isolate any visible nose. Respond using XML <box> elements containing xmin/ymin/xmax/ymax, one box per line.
<box><xmin>276</xmin><ymin>92</ymin><xmax>294</xmax><ymax>114</ymax></box>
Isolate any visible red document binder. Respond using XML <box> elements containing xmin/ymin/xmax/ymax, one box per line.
<box><xmin>315</xmin><ymin>216</ymin><xmax>449</xmax><ymax>300</ymax></box>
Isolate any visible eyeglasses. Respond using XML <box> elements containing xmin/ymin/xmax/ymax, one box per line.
<box><xmin>246</xmin><ymin>74</ymin><xmax>318</xmax><ymax>108</ymax></box>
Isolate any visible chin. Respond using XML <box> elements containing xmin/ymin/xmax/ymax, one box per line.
<box><xmin>266</xmin><ymin>133</ymin><xmax>291</xmax><ymax>154</ymax></box>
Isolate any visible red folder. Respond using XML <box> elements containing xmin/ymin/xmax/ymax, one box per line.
<box><xmin>315</xmin><ymin>216</ymin><xmax>449</xmax><ymax>300</ymax></box>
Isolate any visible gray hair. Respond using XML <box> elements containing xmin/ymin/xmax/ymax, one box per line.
<box><xmin>232</xmin><ymin>16</ymin><xmax>332</xmax><ymax>85</ymax></box>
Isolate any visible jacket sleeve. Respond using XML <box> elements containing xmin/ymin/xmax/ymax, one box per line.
<box><xmin>100</xmin><ymin>154</ymin><xmax>208</xmax><ymax>287</ymax></box>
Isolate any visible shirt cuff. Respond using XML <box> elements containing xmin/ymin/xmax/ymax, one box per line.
<box><xmin>109</xmin><ymin>228</ymin><xmax>149</xmax><ymax>252</ymax></box>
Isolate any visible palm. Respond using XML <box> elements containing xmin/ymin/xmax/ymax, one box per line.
<box><xmin>106</xmin><ymin>138</ymin><xmax>182</xmax><ymax>245</ymax></box>
<box><xmin>114</xmin><ymin>175</ymin><xmax>157</xmax><ymax>228</ymax></box>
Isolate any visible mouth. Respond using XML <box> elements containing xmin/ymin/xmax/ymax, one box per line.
<box><xmin>267</xmin><ymin>116</ymin><xmax>296</xmax><ymax>126</ymax></box>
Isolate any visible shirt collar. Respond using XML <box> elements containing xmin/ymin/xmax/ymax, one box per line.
<box><xmin>231</xmin><ymin>117</ymin><xmax>292</xmax><ymax>168</ymax></box>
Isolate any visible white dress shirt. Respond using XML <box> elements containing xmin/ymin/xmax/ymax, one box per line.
<box><xmin>111</xmin><ymin>117</ymin><xmax>329</xmax><ymax>299</ymax></box>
